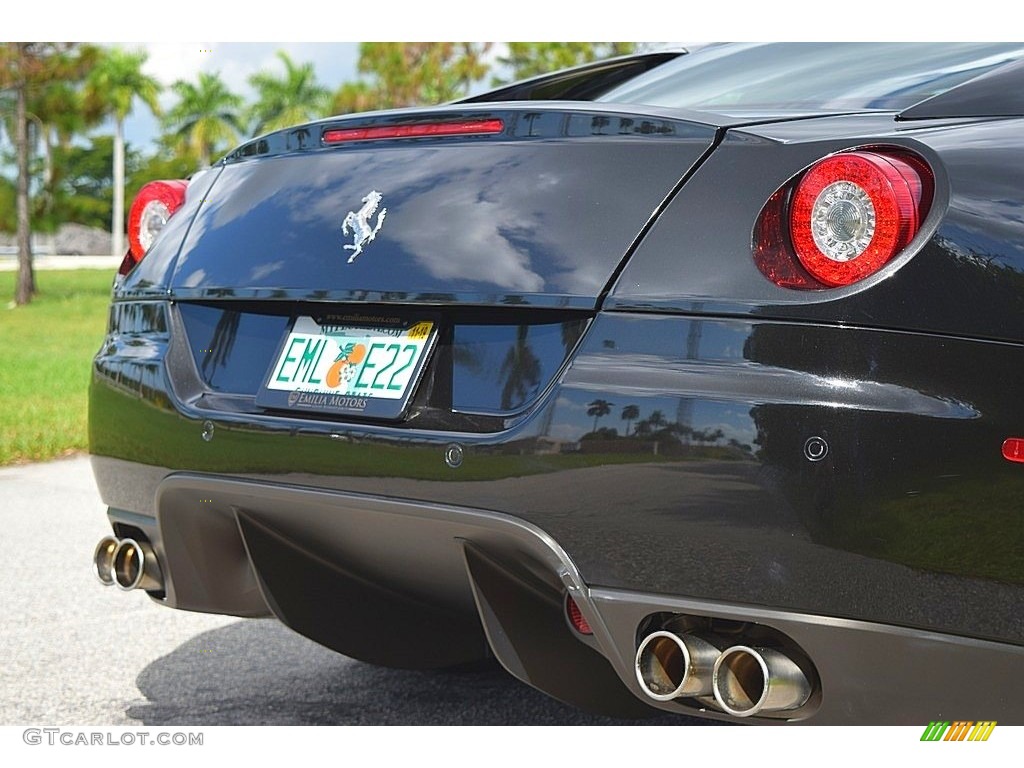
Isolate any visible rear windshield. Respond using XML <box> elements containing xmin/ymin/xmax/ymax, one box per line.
<box><xmin>598</xmin><ymin>43</ymin><xmax>1024</xmax><ymax>112</ymax></box>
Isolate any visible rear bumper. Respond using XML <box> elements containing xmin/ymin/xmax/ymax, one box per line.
<box><xmin>101</xmin><ymin>473</ymin><xmax>1024</xmax><ymax>724</ymax></box>
<box><xmin>91</xmin><ymin>303</ymin><xmax>1024</xmax><ymax>721</ymax></box>
<box><xmin>91</xmin><ymin>306</ymin><xmax>1024</xmax><ymax>644</ymax></box>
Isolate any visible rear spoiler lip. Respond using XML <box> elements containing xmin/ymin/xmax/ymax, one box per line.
<box><xmin>221</xmin><ymin>101</ymin><xmax>730</xmax><ymax>164</ymax></box>
<box><xmin>221</xmin><ymin>100</ymin><xmax>891</xmax><ymax>166</ymax></box>
<box><xmin>898</xmin><ymin>58</ymin><xmax>1024</xmax><ymax>120</ymax></box>
<box><xmin>455</xmin><ymin>49</ymin><xmax>687</xmax><ymax>104</ymax></box>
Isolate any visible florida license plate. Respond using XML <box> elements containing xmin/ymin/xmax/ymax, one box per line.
<box><xmin>256</xmin><ymin>315</ymin><xmax>437</xmax><ymax>419</ymax></box>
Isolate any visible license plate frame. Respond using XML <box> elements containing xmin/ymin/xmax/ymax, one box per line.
<box><xmin>255</xmin><ymin>313</ymin><xmax>438</xmax><ymax>420</ymax></box>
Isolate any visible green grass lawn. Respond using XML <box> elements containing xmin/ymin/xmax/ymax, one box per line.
<box><xmin>0</xmin><ymin>269</ymin><xmax>112</xmax><ymax>465</ymax></box>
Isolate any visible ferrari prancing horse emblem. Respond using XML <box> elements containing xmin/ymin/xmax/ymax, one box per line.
<box><xmin>342</xmin><ymin>190</ymin><xmax>387</xmax><ymax>263</ymax></box>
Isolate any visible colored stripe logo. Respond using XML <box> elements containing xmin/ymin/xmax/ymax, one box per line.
<box><xmin>920</xmin><ymin>721</ymin><xmax>997</xmax><ymax>741</ymax></box>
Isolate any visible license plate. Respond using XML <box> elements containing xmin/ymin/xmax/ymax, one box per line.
<box><xmin>256</xmin><ymin>315</ymin><xmax>437</xmax><ymax>419</ymax></box>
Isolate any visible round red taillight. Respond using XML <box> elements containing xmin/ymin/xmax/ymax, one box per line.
<box><xmin>125</xmin><ymin>180</ymin><xmax>188</xmax><ymax>272</ymax></box>
<box><xmin>789</xmin><ymin>151</ymin><xmax>926</xmax><ymax>287</ymax></box>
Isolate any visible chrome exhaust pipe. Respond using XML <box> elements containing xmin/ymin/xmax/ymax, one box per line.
<box><xmin>93</xmin><ymin>535</ymin><xmax>119</xmax><ymax>586</ymax></box>
<box><xmin>112</xmin><ymin>538</ymin><xmax>163</xmax><ymax>592</ymax></box>
<box><xmin>635</xmin><ymin>631</ymin><xmax>719</xmax><ymax>700</ymax></box>
<box><xmin>712</xmin><ymin>645</ymin><xmax>811</xmax><ymax>717</ymax></box>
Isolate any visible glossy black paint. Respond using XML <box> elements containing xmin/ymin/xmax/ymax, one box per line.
<box><xmin>136</xmin><ymin>107</ymin><xmax>716</xmax><ymax>309</ymax></box>
<box><xmin>458</xmin><ymin>50</ymin><xmax>684</xmax><ymax>104</ymax></box>
<box><xmin>178</xmin><ymin>303</ymin><xmax>289</xmax><ymax>394</ymax></box>
<box><xmin>900</xmin><ymin>58</ymin><xmax>1024</xmax><ymax>119</ymax></box>
<box><xmin>91</xmin><ymin>307</ymin><xmax>1024</xmax><ymax>645</ymax></box>
<box><xmin>610</xmin><ymin>113</ymin><xmax>1024</xmax><ymax>343</ymax></box>
<box><xmin>173</xmin><ymin>300</ymin><xmax>589</xmax><ymax>428</ymax></box>
<box><xmin>596</xmin><ymin>43</ymin><xmax>1024</xmax><ymax>114</ymax></box>
<box><xmin>451</xmin><ymin>319</ymin><xmax>588</xmax><ymax>415</ymax></box>
<box><xmin>91</xmin><ymin>47</ymin><xmax>1024</xmax><ymax>721</ymax></box>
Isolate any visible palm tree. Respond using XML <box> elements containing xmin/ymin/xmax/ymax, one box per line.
<box><xmin>620</xmin><ymin>404</ymin><xmax>640</xmax><ymax>437</ymax></box>
<box><xmin>248</xmin><ymin>51</ymin><xmax>329</xmax><ymax>135</ymax></box>
<box><xmin>586</xmin><ymin>399</ymin><xmax>613</xmax><ymax>434</ymax></box>
<box><xmin>164</xmin><ymin>72</ymin><xmax>243</xmax><ymax>168</ymax></box>
<box><xmin>83</xmin><ymin>47</ymin><xmax>162</xmax><ymax>258</ymax></box>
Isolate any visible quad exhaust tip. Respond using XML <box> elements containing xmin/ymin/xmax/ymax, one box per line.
<box><xmin>712</xmin><ymin>645</ymin><xmax>811</xmax><ymax>717</ymax></box>
<box><xmin>636</xmin><ymin>630</ymin><xmax>813</xmax><ymax>717</ymax></box>
<box><xmin>635</xmin><ymin>631</ymin><xmax>719</xmax><ymax>700</ymax></box>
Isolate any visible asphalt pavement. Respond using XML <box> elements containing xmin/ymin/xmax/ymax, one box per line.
<box><xmin>0</xmin><ymin>456</ymin><xmax>701</xmax><ymax>726</ymax></box>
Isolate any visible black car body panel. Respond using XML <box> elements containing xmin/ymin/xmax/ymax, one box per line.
<box><xmin>90</xmin><ymin>308</ymin><xmax>1024</xmax><ymax>640</ymax></box>
<box><xmin>148</xmin><ymin>106</ymin><xmax>719</xmax><ymax>309</ymax></box>
<box><xmin>899</xmin><ymin>58</ymin><xmax>1024</xmax><ymax>119</ymax></box>
<box><xmin>90</xmin><ymin>43</ymin><xmax>1024</xmax><ymax>724</ymax></box>
<box><xmin>457</xmin><ymin>50</ymin><xmax>686</xmax><ymax>104</ymax></box>
<box><xmin>610</xmin><ymin>113</ymin><xmax>1024</xmax><ymax>343</ymax></box>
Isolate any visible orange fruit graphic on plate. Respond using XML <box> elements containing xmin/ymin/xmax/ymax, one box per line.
<box><xmin>325</xmin><ymin>343</ymin><xmax>367</xmax><ymax>389</ymax></box>
<box><xmin>325</xmin><ymin>360</ymin><xmax>345</xmax><ymax>388</ymax></box>
<box><xmin>347</xmin><ymin>344</ymin><xmax>367</xmax><ymax>364</ymax></box>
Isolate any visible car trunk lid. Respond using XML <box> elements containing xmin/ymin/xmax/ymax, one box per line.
<box><xmin>167</xmin><ymin>105</ymin><xmax>719</xmax><ymax>309</ymax></box>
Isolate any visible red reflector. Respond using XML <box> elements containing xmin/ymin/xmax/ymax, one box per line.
<box><xmin>1002</xmin><ymin>438</ymin><xmax>1024</xmax><ymax>463</ymax></box>
<box><xmin>566</xmin><ymin>595</ymin><xmax>592</xmax><ymax>635</ymax></box>
<box><xmin>323</xmin><ymin>119</ymin><xmax>504</xmax><ymax>144</ymax></box>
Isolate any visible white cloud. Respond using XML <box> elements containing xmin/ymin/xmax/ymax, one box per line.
<box><xmin>138</xmin><ymin>42</ymin><xmax>211</xmax><ymax>91</ymax></box>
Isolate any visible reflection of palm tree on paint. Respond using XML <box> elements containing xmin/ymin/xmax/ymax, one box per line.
<box><xmin>692</xmin><ymin>427</ymin><xmax>725</xmax><ymax>446</ymax></box>
<box><xmin>201</xmin><ymin>309</ymin><xmax>240</xmax><ymax>380</ymax></box>
<box><xmin>499</xmin><ymin>326</ymin><xmax>541</xmax><ymax>410</ymax></box>
<box><xmin>648</xmin><ymin>409</ymin><xmax>667</xmax><ymax>432</ymax></box>
<box><xmin>587</xmin><ymin>398</ymin><xmax>613</xmax><ymax>433</ymax></box>
<box><xmin>621</xmin><ymin>404</ymin><xmax>639</xmax><ymax>436</ymax></box>
<box><xmin>326</xmin><ymin>342</ymin><xmax>366</xmax><ymax>388</ymax></box>
<box><xmin>651</xmin><ymin>409</ymin><xmax>667</xmax><ymax>434</ymax></box>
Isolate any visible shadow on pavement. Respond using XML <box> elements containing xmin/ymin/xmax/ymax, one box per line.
<box><xmin>127</xmin><ymin>618</ymin><xmax>713</xmax><ymax>725</ymax></box>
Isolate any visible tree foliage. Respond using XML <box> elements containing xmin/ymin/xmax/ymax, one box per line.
<box><xmin>164</xmin><ymin>72</ymin><xmax>243</xmax><ymax>167</ymax></box>
<box><xmin>52</xmin><ymin>136</ymin><xmax>143</xmax><ymax>231</ymax></box>
<box><xmin>0</xmin><ymin>42</ymin><xmax>98</xmax><ymax>304</ymax></box>
<box><xmin>82</xmin><ymin>47</ymin><xmax>162</xmax><ymax>126</ymax></box>
<box><xmin>83</xmin><ymin>47</ymin><xmax>162</xmax><ymax>259</ymax></box>
<box><xmin>330</xmin><ymin>80</ymin><xmax>379</xmax><ymax>117</ymax></box>
<box><xmin>495</xmin><ymin>42</ymin><xmax>636</xmax><ymax>83</ymax></box>
<box><xmin>127</xmin><ymin>134</ymin><xmax>200</xmax><ymax>206</ymax></box>
<box><xmin>0</xmin><ymin>178</ymin><xmax>15</xmax><ymax>233</ymax></box>
<box><xmin>340</xmin><ymin>43</ymin><xmax>492</xmax><ymax>112</ymax></box>
<box><xmin>248</xmin><ymin>51</ymin><xmax>330</xmax><ymax>134</ymax></box>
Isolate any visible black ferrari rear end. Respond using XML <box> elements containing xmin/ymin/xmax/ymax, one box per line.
<box><xmin>90</xmin><ymin>43</ymin><xmax>1024</xmax><ymax>724</ymax></box>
